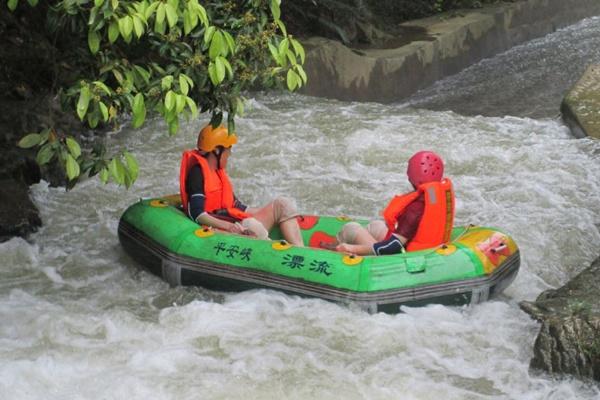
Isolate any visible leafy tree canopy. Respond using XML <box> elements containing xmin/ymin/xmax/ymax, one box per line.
<box><xmin>11</xmin><ymin>0</ymin><xmax>306</xmax><ymax>189</ymax></box>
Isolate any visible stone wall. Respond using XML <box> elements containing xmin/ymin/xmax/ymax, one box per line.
<box><xmin>300</xmin><ymin>0</ymin><xmax>600</xmax><ymax>102</ymax></box>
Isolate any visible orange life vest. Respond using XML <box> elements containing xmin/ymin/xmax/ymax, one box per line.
<box><xmin>382</xmin><ymin>178</ymin><xmax>455</xmax><ymax>251</ymax></box>
<box><xmin>179</xmin><ymin>150</ymin><xmax>251</xmax><ymax>221</ymax></box>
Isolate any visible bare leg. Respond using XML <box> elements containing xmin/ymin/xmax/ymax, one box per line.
<box><xmin>279</xmin><ymin>217</ymin><xmax>304</xmax><ymax>247</ymax></box>
<box><xmin>338</xmin><ymin>222</ymin><xmax>377</xmax><ymax>245</ymax></box>
<box><xmin>247</xmin><ymin>196</ymin><xmax>304</xmax><ymax>247</ymax></box>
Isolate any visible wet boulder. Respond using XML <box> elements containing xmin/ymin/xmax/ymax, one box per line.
<box><xmin>519</xmin><ymin>257</ymin><xmax>600</xmax><ymax>381</ymax></box>
<box><xmin>0</xmin><ymin>179</ymin><xmax>41</xmax><ymax>242</ymax></box>
<box><xmin>561</xmin><ymin>64</ymin><xmax>600</xmax><ymax>139</ymax></box>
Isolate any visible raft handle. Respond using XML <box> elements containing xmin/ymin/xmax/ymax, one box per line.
<box><xmin>490</xmin><ymin>243</ymin><xmax>507</xmax><ymax>253</ymax></box>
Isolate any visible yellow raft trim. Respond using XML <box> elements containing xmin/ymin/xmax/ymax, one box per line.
<box><xmin>272</xmin><ymin>240</ymin><xmax>293</xmax><ymax>251</ymax></box>
<box><xmin>150</xmin><ymin>199</ymin><xmax>169</xmax><ymax>208</ymax></box>
<box><xmin>436</xmin><ymin>244</ymin><xmax>457</xmax><ymax>256</ymax></box>
<box><xmin>194</xmin><ymin>227</ymin><xmax>215</xmax><ymax>238</ymax></box>
<box><xmin>342</xmin><ymin>254</ymin><xmax>363</xmax><ymax>266</ymax></box>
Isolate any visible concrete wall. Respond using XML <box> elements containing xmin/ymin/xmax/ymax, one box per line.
<box><xmin>300</xmin><ymin>0</ymin><xmax>600</xmax><ymax>103</ymax></box>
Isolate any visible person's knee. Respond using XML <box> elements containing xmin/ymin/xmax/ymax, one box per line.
<box><xmin>367</xmin><ymin>220</ymin><xmax>388</xmax><ymax>242</ymax></box>
<box><xmin>241</xmin><ymin>218</ymin><xmax>269</xmax><ymax>240</ymax></box>
<box><xmin>336</xmin><ymin>222</ymin><xmax>362</xmax><ymax>244</ymax></box>
<box><xmin>273</xmin><ymin>196</ymin><xmax>299</xmax><ymax>223</ymax></box>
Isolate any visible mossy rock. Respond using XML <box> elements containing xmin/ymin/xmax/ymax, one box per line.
<box><xmin>561</xmin><ymin>65</ymin><xmax>600</xmax><ymax>139</ymax></box>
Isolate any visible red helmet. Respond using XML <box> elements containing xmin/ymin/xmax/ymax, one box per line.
<box><xmin>407</xmin><ymin>151</ymin><xmax>444</xmax><ymax>187</ymax></box>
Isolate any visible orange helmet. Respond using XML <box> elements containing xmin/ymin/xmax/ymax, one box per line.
<box><xmin>197</xmin><ymin>124</ymin><xmax>237</xmax><ymax>152</ymax></box>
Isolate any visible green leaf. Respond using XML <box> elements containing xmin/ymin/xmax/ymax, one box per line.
<box><xmin>235</xmin><ymin>97</ymin><xmax>245</xmax><ymax>117</ymax></box>
<box><xmin>287</xmin><ymin>69</ymin><xmax>299</xmax><ymax>91</ymax></box>
<box><xmin>222</xmin><ymin>57</ymin><xmax>233</xmax><ymax>79</ymax></box>
<box><xmin>195</xmin><ymin>3</ymin><xmax>208</xmax><ymax>26</ymax></box>
<box><xmin>208</xmin><ymin>62</ymin><xmax>218</xmax><ymax>86</ymax></box>
<box><xmin>145</xmin><ymin>1</ymin><xmax>159</xmax><ymax>19</ymax></box>
<box><xmin>180</xmin><ymin>73</ymin><xmax>193</xmax><ymax>89</ymax></box>
<box><xmin>39</xmin><ymin>128</ymin><xmax>51</xmax><ymax>145</ymax></box>
<box><xmin>203</xmin><ymin>25</ymin><xmax>215</xmax><ymax>45</ymax></box>
<box><xmin>161</xmin><ymin>75</ymin><xmax>173</xmax><ymax>90</ymax></box>
<box><xmin>270</xmin><ymin>0</ymin><xmax>281</xmax><ymax>21</ymax></box>
<box><xmin>183</xmin><ymin>10</ymin><xmax>192</xmax><ymax>35</ymax></box>
<box><xmin>285</xmin><ymin>49</ymin><xmax>297</xmax><ymax>66</ymax></box>
<box><xmin>134</xmin><ymin>65</ymin><xmax>150</xmax><ymax>84</ymax></box>
<box><xmin>7</xmin><ymin>0</ymin><xmax>18</xmax><ymax>11</ymax></box>
<box><xmin>168</xmin><ymin>116</ymin><xmax>179</xmax><ymax>135</ymax></box>
<box><xmin>94</xmin><ymin>0</ymin><xmax>104</xmax><ymax>7</ymax></box>
<box><xmin>88</xmin><ymin>30</ymin><xmax>100</xmax><ymax>54</ymax></box>
<box><xmin>185</xmin><ymin>96</ymin><xmax>198</xmax><ymax>118</ymax></box>
<box><xmin>118</xmin><ymin>16</ymin><xmax>133</xmax><ymax>41</ymax></box>
<box><xmin>132</xmin><ymin>15</ymin><xmax>144</xmax><ymax>38</ymax></box>
<box><xmin>65</xmin><ymin>137</ymin><xmax>81</xmax><ymax>158</ymax></box>
<box><xmin>111</xmin><ymin>0</ymin><xmax>118</xmax><ymax>10</ymax></box>
<box><xmin>214</xmin><ymin>57</ymin><xmax>226</xmax><ymax>83</ymax></box>
<box><xmin>276</xmin><ymin>19</ymin><xmax>286</xmax><ymax>36</ymax></box>
<box><xmin>209</xmin><ymin>30</ymin><xmax>224</xmax><ymax>60</ymax></box>
<box><xmin>77</xmin><ymin>86</ymin><xmax>92</xmax><ymax>121</ymax></box>
<box><xmin>291</xmin><ymin>38</ymin><xmax>305</xmax><ymax>64</ymax></box>
<box><xmin>124</xmin><ymin>151</ymin><xmax>139</xmax><ymax>181</ymax></box>
<box><xmin>179</xmin><ymin>75</ymin><xmax>189</xmax><ymax>95</ymax></box>
<box><xmin>164</xmin><ymin>90</ymin><xmax>176</xmax><ymax>111</ymax></box>
<box><xmin>296</xmin><ymin>65</ymin><xmax>308</xmax><ymax>84</ymax></box>
<box><xmin>164</xmin><ymin>3</ymin><xmax>178</xmax><ymax>28</ymax></box>
<box><xmin>108</xmin><ymin>20</ymin><xmax>120</xmax><ymax>43</ymax></box>
<box><xmin>93</xmin><ymin>80</ymin><xmax>111</xmax><ymax>95</ymax></box>
<box><xmin>99</xmin><ymin>167</ymin><xmax>109</xmax><ymax>184</ymax></box>
<box><xmin>175</xmin><ymin>94</ymin><xmax>185</xmax><ymax>113</ymax></box>
<box><xmin>109</xmin><ymin>158</ymin><xmax>126</xmax><ymax>184</ymax></box>
<box><xmin>65</xmin><ymin>154</ymin><xmax>80</xmax><ymax>181</ymax></box>
<box><xmin>223</xmin><ymin>31</ymin><xmax>236</xmax><ymax>55</ymax></box>
<box><xmin>17</xmin><ymin>133</ymin><xmax>41</xmax><ymax>148</ymax></box>
<box><xmin>132</xmin><ymin>93</ymin><xmax>146</xmax><ymax>128</ymax></box>
<box><xmin>278</xmin><ymin>38</ymin><xmax>289</xmax><ymax>55</ymax></box>
<box><xmin>87</xmin><ymin>112</ymin><xmax>99</xmax><ymax>129</ymax></box>
<box><xmin>99</xmin><ymin>102</ymin><xmax>109</xmax><ymax>121</ymax></box>
<box><xmin>268</xmin><ymin>43</ymin><xmax>282</xmax><ymax>66</ymax></box>
<box><xmin>27</xmin><ymin>0</ymin><xmax>38</xmax><ymax>6</ymax></box>
<box><xmin>156</xmin><ymin>2</ymin><xmax>166</xmax><ymax>26</ymax></box>
<box><xmin>36</xmin><ymin>144</ymin><xmax>54</xmax><ymax>165</ymax></box>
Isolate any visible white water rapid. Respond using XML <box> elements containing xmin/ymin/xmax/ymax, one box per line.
<box><xmin>1</xmin><ymin>16</ymin><xmax>600</xmax><ymax>400</ymax></box>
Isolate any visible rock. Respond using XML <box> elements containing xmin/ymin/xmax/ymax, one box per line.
<box><xmin>0</xmin><ymin>179</ymin><xmax>41</xmax><ymax>242</ymax></box>
<box><xmin>561</xmin><ymin>64</ymin><xmax>600</xmax><ymax>139</ymax></box>
<box><xmin>300</xmin><ymin>0</ymin><xmax>600</xmax><ymax>102</ymax></box>
<box><xmin>519</xmin><ymin>257</ymin><xmax>600</xmax><ymax>381</ymax></box>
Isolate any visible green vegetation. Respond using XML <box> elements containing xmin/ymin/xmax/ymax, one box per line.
<box><xmin>9</xmin><ymin>0</ymin><xmax>306</xmax><ymax>188</ymax></box>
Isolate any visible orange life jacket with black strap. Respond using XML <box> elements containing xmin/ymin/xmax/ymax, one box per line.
<box><xmin>382</xmin><ymin>178</ymin><xmax>455</xmax><ymax>251</ymax></box>
<box><xmin>179</xmin><ymin>150</ymin><xmax>251</xmax><ymax>221</ymax></box>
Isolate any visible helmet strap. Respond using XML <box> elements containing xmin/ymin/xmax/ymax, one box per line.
<box><xmin>213</xmin><ymin>147</ymin><xmax>224</xmax><ymax>169</ymax></box>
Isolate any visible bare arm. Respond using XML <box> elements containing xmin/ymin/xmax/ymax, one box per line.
<box><xmin>195</xmin><ymin>213</ymin><xmax>245</xmax><ymax>234</ymax></box>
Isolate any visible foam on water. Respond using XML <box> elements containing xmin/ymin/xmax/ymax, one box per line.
<box><xmin>2</xmin><ymin>18</ymin><xmax>600</xmax><ymax>400</ymax></box>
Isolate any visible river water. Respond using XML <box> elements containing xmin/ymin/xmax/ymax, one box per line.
<box><xmin>2</xmin><ymin>16</ymin><xmax>600</xmax><ymax>400</ymax></box>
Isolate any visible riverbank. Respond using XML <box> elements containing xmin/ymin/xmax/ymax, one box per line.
<box><xmin>300</xmin><ymin>0</ymin><xmax>600</xmax><ymax>102</ymax></box>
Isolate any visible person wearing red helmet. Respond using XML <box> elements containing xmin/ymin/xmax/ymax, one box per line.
<box><xmin>180</xmin><ymin>124</ymin><xmax>304</xmax><ymax>246</ymax></box>
<box><xmin>334</xmin><ymin>151</ymin><xmax>455</xmax><ymax>255</ymax></box>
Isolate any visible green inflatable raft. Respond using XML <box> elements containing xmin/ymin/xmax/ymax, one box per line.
<box><xmin>118</xmin><ymin>195</ymin><xmax>520</xmax><ymax>313</ymax></box>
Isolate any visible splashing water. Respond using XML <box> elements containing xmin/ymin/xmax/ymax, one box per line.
<box><xmin>1</xmin><ymin>17</ymin><xmax>600</xmax><ymax>400</ymax></box>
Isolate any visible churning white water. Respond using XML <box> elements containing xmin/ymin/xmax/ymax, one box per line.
<box><xmin>2</xmin><ymin>17</ymin><xmax>600</xmax><ymax>400</ymax></box>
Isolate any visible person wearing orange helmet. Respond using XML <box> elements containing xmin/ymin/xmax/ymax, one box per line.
<box><xmin>179</xmin><ymin>124</ymin><xmax>304</xmax><ymax>246</ymax></box>
<box><xmin>333</xmin><ymin>151</ymin><xmax>455</xmax><ymax>255</ymax></box>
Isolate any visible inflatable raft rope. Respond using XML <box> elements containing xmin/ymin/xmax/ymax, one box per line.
<box><xmin>118</xmin><ymin>195</ymin><xmax>520</xmax><ymax>313</ymax></box>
